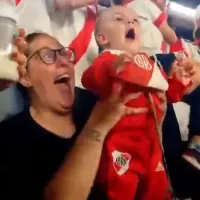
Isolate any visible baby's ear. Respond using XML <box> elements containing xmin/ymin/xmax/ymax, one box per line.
<box><xmin>96</xmin><ymin>33</ymin><xmax>109</xmax><ymax>46</ymax></box>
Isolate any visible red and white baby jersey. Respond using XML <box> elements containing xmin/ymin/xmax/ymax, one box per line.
<box><xmin>99</xmin><ymin>50</ymin><xmax>169</xmax><ymax>91</ymax></box>
<box><xmin>123</xmin><ymin>0</ymin><xmax>167</xmax><ymax>56</ymax></box>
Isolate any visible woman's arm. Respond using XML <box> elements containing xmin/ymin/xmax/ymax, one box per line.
<box><xmin>55</xmin><ymin>0</ymin><xmax>96</xmax><ymax>10</ymax></box>
<box><xmin>44</xmin><ymin>127</ymin><xmax>105</xmax><ymax>200</ymax></box>
<box><xmin>44</xmin><ymin>87</ymin><xmax>148</xmax><ymax>200</ymax></box>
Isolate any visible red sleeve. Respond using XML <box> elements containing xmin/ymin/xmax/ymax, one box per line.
<box><xmin>16</xmin><ymin>0</ymin><xmax>21</xmax><ymax>5</ymax></box>
<box><xmin>81</xmin><ymin>52</ymin><xmax>117</xmax><ymax>96</ymax></box>
<box><xmin>153</xmin><ymin>12</ymin><xmax>167</xmax><ymax>27</ymax></box>
<box><xmin>82</xmin><ymin>52</ymin><xmax>141</xmax><ymax>96</ymax></box>
<box><xmin>166</xmin><ymin>77</ymin><xmax>191</xmax><ymax>103</ymax></box>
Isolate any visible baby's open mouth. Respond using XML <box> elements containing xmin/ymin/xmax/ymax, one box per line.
<box><xmin>125</xmin><ymin>28</ymin><xmax>135</xmax><ymax>40</ymax></box>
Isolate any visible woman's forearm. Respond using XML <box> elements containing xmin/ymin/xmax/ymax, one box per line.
<box><xmin>55</xmin><ymin>0</ymin><xmax>95</xmax><ymax>10</ymax></box>
<box><xmin>44</xmin><ymin>127</ymin><xmax>106</xmax><ymax>200</ymax></box>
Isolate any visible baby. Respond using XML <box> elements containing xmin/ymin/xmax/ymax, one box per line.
<box><xmin>119</xmin><ymin>0</ymin><xmax>177</xmax><ymax>55</ymax></box>
<box><xmin>82</xmin><ymin>6</ymin><xmax>193</xmax><ymax>200</ymax></box>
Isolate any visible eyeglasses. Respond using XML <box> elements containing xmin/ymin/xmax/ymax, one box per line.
<box><xmin>27</xmin><ymin>47</ymin><xmax>76</xmax><ymax>65</ymax></box>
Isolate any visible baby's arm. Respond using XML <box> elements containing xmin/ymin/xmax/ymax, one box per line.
<box><xmin>155</xmin><ymin>54</ymin><xmax>193</xmax><ymax>102</ymax></box>
<box><xmin>82</xmin><ymin>52</ymin><xmax>137</xmax><ymax>96</ymax></box>
<box><xmin>82</xmin><ymin>52</ymin><xmax>129</xmax><ymax>96</ymax></box>
<box><xmin>166</xmin><ymin>59</ymin><xmax>194</xmax><ymax>103</ymax></box>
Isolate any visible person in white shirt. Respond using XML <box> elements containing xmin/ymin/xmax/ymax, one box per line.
<box><xmin>117</xmin><ymin>0</ymin><xmax>177</xmax><ymax>56</ymax></box>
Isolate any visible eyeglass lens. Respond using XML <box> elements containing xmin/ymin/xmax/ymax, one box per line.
<box><xmin>39</xmin><ymin>48</ymin><xmax>75</xmax><ymax>64</ymax></box>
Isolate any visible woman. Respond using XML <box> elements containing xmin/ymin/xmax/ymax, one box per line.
<box><xmin>0</xmin><ymin>0</ymin><xmax>100</xmax><ymax>122</ymax></box>
<box><xmin>0</xmin><ymin>30</ymin><xmax>149</xmax><ymax>200</ymax></box>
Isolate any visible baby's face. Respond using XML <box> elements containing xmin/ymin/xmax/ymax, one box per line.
<box><xmin>96</xmin><ymin>6</ymin><xmax>141</xmax><ymax>54</ymax></box>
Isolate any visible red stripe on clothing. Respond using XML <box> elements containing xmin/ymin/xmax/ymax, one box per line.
<box><xmin>161</xmin><ymin>41</ymin><xmax>167</xmax><ymax>53</ymax></box>
<box><xmin>16</xmin><ymin>0</ymin><xmax>21</xmax><ymax>5</ymax></box>
<box><xmin>154</xmin><ymin>12</ymin><xmax>167</xmax><ymax>27</ymax></box>
<box><xmin>69</xmin><ymin>7</ymin><xmax>96</xmax><ymax>65</ymax></box>
<box><xmin>169</xmin><ymin>39</ymin><xmax>189</xmax><ymax>58</ymax></box>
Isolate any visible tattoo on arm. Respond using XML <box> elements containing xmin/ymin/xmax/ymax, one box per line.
<box><xmin>84</xmin><ymin>128</ymin><xmax>103</xmax><ymax>143</ymax></box>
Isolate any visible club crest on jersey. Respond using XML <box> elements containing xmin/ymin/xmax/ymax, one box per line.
<box><xmin>134</xmin><ymin>54</ymin><xmax>152</xmax><ymax>71</ymax></box>
<box><xmin>112</xmin><ymin>150</ymin><xmax>131</xmax><ymax>176</ymax></box>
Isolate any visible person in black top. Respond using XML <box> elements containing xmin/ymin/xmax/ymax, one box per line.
<box><xmin>0</xmin><ymin>30</ymin><xmax>148</xmax><ymax>200</ymax></box>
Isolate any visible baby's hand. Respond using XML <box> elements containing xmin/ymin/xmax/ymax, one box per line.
<box><xmin>171</xmin><ymin>58</ymin><xmax>195</xmax><ymax>86</ymax></box>
<box><xmin>185</xmin><ymin>61</ymin><xmax>200</xmax><ymax>94</ymax></box>
<box><xmin>113</xmin><ymin>53</ymin><xmax>133</xmax><ymax>74</ymax></box>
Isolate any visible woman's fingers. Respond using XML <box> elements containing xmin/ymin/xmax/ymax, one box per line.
<box><xmin>157</xmin><ymin>92</ymin><xmax>166</xmax><ymax>101</ymax></box>
<box><xmin>13</xmin><ymin>37</ymin><xmax>27</xmax><ymax>54</ymax></box>
<box><xmin>10</xmin><ymin>52</ymin><xmax>27</xmax><ymax>66</ymax></box>
<box><xmin>122</xmin><ymin>92</ymin><xmax>143</xmax><ymax>104</ymax></box>
<box><xmin>125</xmin><ymin>107</ymin><xmax>148</xmax><ymax>115</ymax></box>
<box><xmin>13</xmin><ymin>28</ymin><xmax>27</xmax><ymax>54</ymax></box>
<box><xmin>109</xmin><ymin>83</ymin><xmax>124</xmax><ymax>102</ymax></box>
<box><xmin>158</xmin><ymin>103</ymin><xmax>167</xmax><ymax>112</ymax></box>
<box><xmin>156</xmin><ymin>92</ymin><xmax>167</xmax><ymax>112</ymax></box>
<box><xmin>18</xmin><ymin>28</ymin><xmax>26</xmax><ymax>37</ymax></box>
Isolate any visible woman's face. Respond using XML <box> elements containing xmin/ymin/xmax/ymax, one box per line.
<box><xmin>21</xmin><ymin>35</ymin><xmax>75</xmax><ymax>114</ymax></box>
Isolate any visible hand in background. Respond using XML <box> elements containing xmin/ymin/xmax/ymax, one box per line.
<box><xmin>55</xmin><ymin>0</ymin><xmax>97</xmax><ymax>9</ymax></box>
<box><xmin>0</xmin><ymin>28</ymin><xmax>27</xmax><ymax>91</ymax></box>
<box><xmin>170</xmin><ymin>58</ymin><xmax>195</xmax><ymax>86</ymax></box>
<box><xmin>185</xmin><ymin>60</ymin><xmax>200</xmax><ymax>94</ymax></box>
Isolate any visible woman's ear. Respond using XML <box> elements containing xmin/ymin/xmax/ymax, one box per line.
<box><xmin>96</xmin><ymin>33</ymin><xmax>109</xmax><ymax>47</ymax></box>
<box><xmin>19</xmin><ymin>67</ymin><xmax>32</xmax><ymax>88</ymax></box>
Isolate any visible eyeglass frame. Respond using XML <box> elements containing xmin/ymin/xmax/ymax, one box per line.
<box><xmin>26</xmin><ymin>46</ymin><xmax>76</xmax><ymax>66</ymax></box>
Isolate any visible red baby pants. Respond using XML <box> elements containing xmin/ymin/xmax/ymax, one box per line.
<box><xmin>95</xmin><ymin>115</ymin><xmax>172</xmax><ymax>200</ymax></box>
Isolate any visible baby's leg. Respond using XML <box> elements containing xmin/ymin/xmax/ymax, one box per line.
<box><xmin>138</xmin><ymin>124</ymin><xmax>172</xmax><ymax>200</ymax></box>
<box><xmin>95</xmin><ymin>130</ymin><xmax>150</xmax><ymax>200</ymax></box>
<box><xmin>137</xmin><ymin>158</ymin><xmax>172</xmax><ymax>200</ymax></box>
